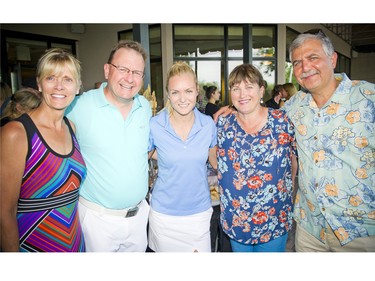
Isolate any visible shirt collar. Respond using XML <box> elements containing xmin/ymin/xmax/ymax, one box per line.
<box><xmin>163</xmin><ymin>107</ymin><xmax>204</xmax><ymax>134</ymax></box>
<box><xmin>299</xmin><ymin>73</ymin><xmax>352</xmax><ymax>108</ymax></box>
<box><xmin>95</xmin><ymin>82</ymin><xmax>142</xmax><ymax>110</ymax></box>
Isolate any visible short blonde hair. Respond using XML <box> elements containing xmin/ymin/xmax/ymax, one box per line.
<box><xmin>36</xmin><ymin>48</ymin><xmax>82</xmax><ymax>90</ymax></box>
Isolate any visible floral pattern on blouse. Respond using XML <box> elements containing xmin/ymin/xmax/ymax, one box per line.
<box><xmin>283</xmin><ymin>73</ymin><xmax>375</xmax><ymax>245</ymax></box>
<box><xmin>217</xmin><ymin>109</ymin><xmax>296</xmax><ymax>244</ymax></box>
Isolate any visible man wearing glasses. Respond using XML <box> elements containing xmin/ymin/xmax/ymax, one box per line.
<box><xmin>66</xmin><ymin>40</ymin><xmax>152</xmax><ymax>252</ymax></box>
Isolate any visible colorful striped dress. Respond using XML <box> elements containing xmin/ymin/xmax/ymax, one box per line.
<box><xmin>15</xmin><ymin>114</ymin><xmax>87</xmax><ymax>252</ymax></box>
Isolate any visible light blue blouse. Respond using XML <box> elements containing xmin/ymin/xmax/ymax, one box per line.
<box><xmin>149</xmin><ymin>107</ymin><xmax>217</xmax><ymax>216</ymax></box>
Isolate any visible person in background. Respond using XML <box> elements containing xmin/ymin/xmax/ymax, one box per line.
<box><xmin>204</xmin><ymin>85</ymin><xmax>221</xmax><ymax>118</ymax></box>
<box><xmin>197</xmin><ymin>87</ymin><xmax>208</xmax><ymax>113</ymax></box>
<box><xmin>0</xmin><ymin>48</ymin><xmax>87</xmax><ymax>252</ymax></box>
<box><xmin>265</xmin><ymin>84</ymin><xmax>288</xmax><ymax>109</ymax></box>
<box><xmin>0</xmin><ymin>81</ymin><xmax>12</xmax><ymax>115</ymax></box>
<box><xmin>261</xmin><ymin>80</ymin><xmax>269</xmax><ymax>107</ymax></box>
<box><xmin>282</xmin><ymin>82</ymin><xmax>298</xmax><ymax>101</ymax></box>
<box><xmin>94</xmin><ymin>81</ymin><xmax>102</xmax><ymax>89</ymax></box>
<box><xmin>217</xmin><ymin>63</ymin><xmax>297</xmax><ymax>252</ymax></box>
<box><xmin>1</xmin><ymin>87</ymin><xmax>41</xmax><ymax>127</ymax></box>
<box><xmin>66</xmin><ymin>40</ymin><xmax>151</xmax><ymax>252</ymax></box>
<box><xmin>147</xmin><ymin>61</ymin><xmax>217</xmax><ymax>252</ymax></box>
<box><xmin>280</xmin><ymin>83</ymin><xmax>298</xmax><ymax>107</ymax></box>
<box><xmin>283</xmin><ymin>29</ymin><xmax>375</xmax><ymax>252</ymax></box>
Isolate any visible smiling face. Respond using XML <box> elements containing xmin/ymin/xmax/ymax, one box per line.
<box><xmin>228</xmin><ymin>64</ymin><xmax>265</xmax><ymax>116</ymax></box>
<box><xmin>230</xmin><ymin>79</ymin><xmax>264</xmax><ymax>115</ymax></box>
<box><xmin>37</xmin><ymin>66</ymin><xmax>80</xmax><ymax>111</ymax></box>
<box><xmin>104</xmin><ymin>48</ymin><xmax>145</xmax><ymax>103</ymax></box>
<box><xmin>291</xmin><ymin>38</ymin><xmax>337</xmax><ymax>95</ymax></box>
<box><xmin>167</xmin><ymin>72</ymin><xmax>198</xmax><ymax>117</ymax></box>
<box><xmin>36</xmin><ymin>48</ymin><xmax>81</xmax><ymax>112</ymax></box>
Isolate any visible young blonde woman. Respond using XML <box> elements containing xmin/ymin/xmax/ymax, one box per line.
<box><xmin>147</xmin><ymin>61</ymin><xmax>217</xmax><ymax>252</ymax></box>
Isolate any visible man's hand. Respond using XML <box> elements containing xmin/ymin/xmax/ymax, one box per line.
<box><xmin>213</xmin><ymin>105</ymin><xmax>236</xmax><ymax>122</ymax></box>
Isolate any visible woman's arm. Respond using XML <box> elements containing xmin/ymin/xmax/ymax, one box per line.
<box><xmin>208</xmin><ymin>146</ymin><xmax>217</xmax><ymax>170</ymax></box>
<box><xmin>0</xmin><ymin>122</ymin><xmax>27</xmax><ymax>251</ymax></box>
<box><xmin>148</xmin><ymin>149</ymin><xmax>157</xmax><ymax>160</ymax></box>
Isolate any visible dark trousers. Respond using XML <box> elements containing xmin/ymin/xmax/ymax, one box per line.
<box><xmin>210</xmin><ymin>205</ymin><xmax>232</xmax><ymax>252</ymax></box>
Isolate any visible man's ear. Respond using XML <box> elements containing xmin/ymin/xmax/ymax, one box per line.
<box><xmin>331</xmin><ymin>52</ymin><xmax>338</xmax><ymax>69</ymax></box>
<box><xmin>104</xmin><ymin>63</ymin><xmax>110</xmax><ymax>80</ymax></box>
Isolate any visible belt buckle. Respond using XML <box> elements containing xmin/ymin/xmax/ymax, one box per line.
<box><xmin>125</xmin><ymin>206</ymin><xmax>139</xmax><ymax>218</ymax></box>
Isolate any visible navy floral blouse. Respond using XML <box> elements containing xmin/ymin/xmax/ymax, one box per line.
<box><xmin>217</xmin><ymin>109</ymin><xmax>297</xmax><ymax>244</ymax></box>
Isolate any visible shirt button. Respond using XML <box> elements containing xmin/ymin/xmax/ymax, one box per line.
<box><xmin>322</xmin><ymin>207</ymin><xmax>325</xmax><ymax>212</ymax></box>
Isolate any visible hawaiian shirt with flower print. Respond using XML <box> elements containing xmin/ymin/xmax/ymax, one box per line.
<box><xmin>283</xmin><ymin>73</ymin><xmax>375</xmax><ymax>246</ymax></box>
<box><xmin>217</xmin><ymin>109</ymin><xmax>296</xmax><ymax>245</ymax></box>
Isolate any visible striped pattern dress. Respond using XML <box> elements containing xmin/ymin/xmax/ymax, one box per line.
<box><xmin>15</xmin><ymin>114</ymin><xmax>87</xmax><ymax>252</ymax></box>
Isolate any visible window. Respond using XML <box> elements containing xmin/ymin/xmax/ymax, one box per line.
<box><xmin>285</xmin><ymin>28</ymin><xmax>300</xmax><ymax>90</ymax></box>
<box><xmin>174</xmin><ymin>25</ymin><xmax>225</xmax><ymax>58</ymax></box>
<box><xmin>1</xmin><ymin>30</ymin><xmax>76</xmax><ymax>93</ymax></box>
<box><xmin>173</xmin><ymin>24</ymin><xmax>276</xmax><ymax>106</ymax></box>
<box><xmin>335</xmin><ymin>53</ymin><xmax>351</xmax><ymax>76</ymax></box>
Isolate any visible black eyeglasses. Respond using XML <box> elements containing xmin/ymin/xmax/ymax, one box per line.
<box><xmin>108</xmin><ymin>63</ymin><xmax>145</xmax><ymax>78</ymax></box>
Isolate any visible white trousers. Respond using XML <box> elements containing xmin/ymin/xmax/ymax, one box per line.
<box><xmin>78</xmin><ymin>199</ymin><xmax>150</xmax><ymax>252</ymax></box>
<box><xmin>148</xmin><ymin>207</ymin><xmax>213</xmax><ymax>252</ymax></box>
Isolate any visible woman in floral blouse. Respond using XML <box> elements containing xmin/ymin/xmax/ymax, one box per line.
<box><xmin>217</xmin><ymin>64</ymin><xmax>297</xmax><ymax>252</ymax></box>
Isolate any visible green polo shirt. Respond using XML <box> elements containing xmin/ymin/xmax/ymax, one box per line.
<box><xmin>66</xmin><ymin>83</ymin><xmax>151</xmax><ymax>209</ymax></box>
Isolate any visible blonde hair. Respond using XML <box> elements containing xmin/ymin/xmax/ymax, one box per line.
<box><xmin>37</xmin><ymin>48</ymin><xmax>82</xmax><ymax>91</ymax></box>
<box><xmin>164</xmin><ymin>61</ymin><xmax>198</xmax><ymax>115</ymax></box>
<box><xmin>1</xmin><ymin>87</ymin><xmax>41</xmax><ymax>120</ymax></box>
